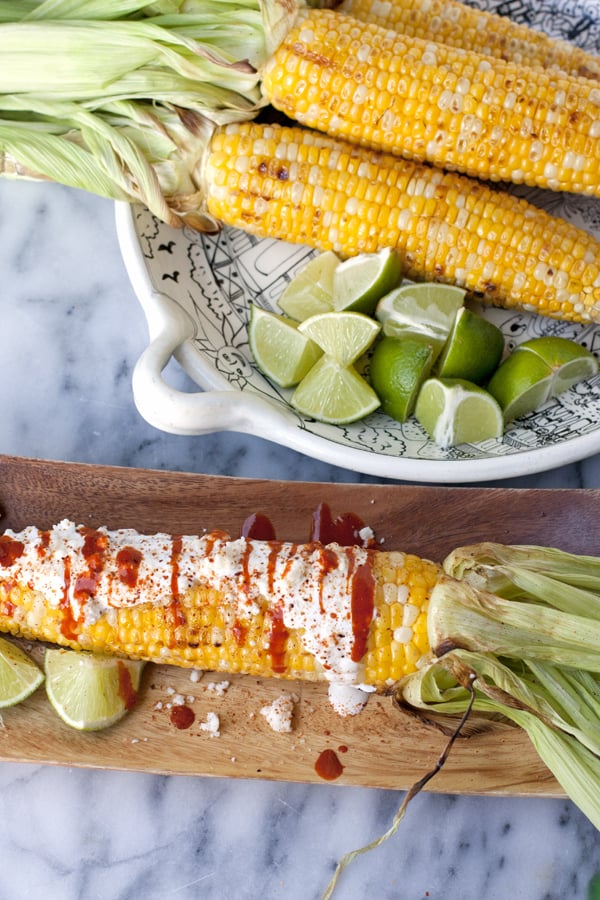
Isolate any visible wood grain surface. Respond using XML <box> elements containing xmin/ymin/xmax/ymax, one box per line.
<box><xmin>1</xmin><ymin>453</ymin><xmax>598</xmax><ymax>795</ymax></box>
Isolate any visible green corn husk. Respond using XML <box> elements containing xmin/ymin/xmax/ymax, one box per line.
<box><xmin>0</xmin><ymin>0</ymin><xmax>302</xmax><ymax>223</ymax></box>
<box><xmin>397</xmin><ymin>649</ymin><xmax>600</xmax><ymax>830</ymax></box>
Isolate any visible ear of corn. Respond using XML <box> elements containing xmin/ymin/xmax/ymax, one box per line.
<box><xmin>0</xmin><ymin>522</ymin><xmax>441</xmax><ymax>687</ymax></box>
<box><xmin>203</xmin><ymin>120</ymin><xmax>600</xmax><ymax>324</ymax></box>
<box><xmin>261</xmin><ymin>7</ymin><xmax>600</xmax><ymax>197</ymax></box>
<box><xmin>336</xmin><ymin>0</ymin><xmax>600</xmax><ymax>81</ymax></box>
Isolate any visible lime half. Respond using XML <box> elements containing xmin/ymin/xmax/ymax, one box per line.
<box><xmin>291</xmin><ymin>355</ymin><xmax>380</xmax><ymax>423</ymax></box>
<box><xmin>332</xmin><ymin>248</ymin><xmax>403</xmax><ymax>314</ymax></box>
<box><xmin>278</xmin><ymin>251</ymin><xmax>340</xmax><ymax>321</ymax></box>
<box><xmin>369</xmin><ymin>335</ymin><xmax>436</xmax><ymax>422</ymax></box>
<box><xmin>45</xmin><ymin>649</ymin><xmax>145</xmax><ymax>731</ymax></box>
<box><xmin>298</xmin><ymin>311</ymin><xmax>380</xmax><ymax>366</ymax></box>
<box><xmin>435</xmin><ymin>307</ymin><xmax>505</xmax><ymax>384</ymax></box>
<box><xmin>248</xmin><ymin>305</ymin><xmax>322</xmax><ymax>388</ymax></box>
<box><xmin>0</xmin><ymin>638</ymin><xmax>44</xmax><ymax>708</ymax></box>
<box><xmin>416</xmin><ymin>377</ymin><xmax>504</xmax><ymax>447</ymax></box>
<box><xmin>375</xmin><ymin>281</ymin><xmax>465</xmax><ymax>352</ymax></box>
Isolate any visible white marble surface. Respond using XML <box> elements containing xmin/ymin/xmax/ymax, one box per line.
<box><xmin>1</xmin><ymin>176</ymin><xmax>600</xmax><ymax>900</ymax></box>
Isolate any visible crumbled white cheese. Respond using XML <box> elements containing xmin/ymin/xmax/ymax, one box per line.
<box><xmin>189</xmin><ymin>669</ymin><xmax>203</xmax><ymax>683</ymax></box>
<box><xmin>171</xmin><ymin>693</ymin><xmax>186</xmax><ymax>707</ymax></box>
<box><xmin>205</xmin><ymin>680</ymin><xmax>230</xmax><ymax>696</ymax></box>
<box><xmin>358</xmin><ymin>525</ymin><xmax>374</xmax><ymax>546</ymax></box>
<box><xmin>327</xmin><ymin>683</ymin><xmax>372</xmax><ymax>717</ymax></box>
<box><xmin>199</xmin><ymin>711</ymin><xmax>221</xmax><ymax>737</ymax></box>
<box><xmin>260</xmin><ymin>693</ymin><xmax>298</xmax><ymax>733</ymax></box>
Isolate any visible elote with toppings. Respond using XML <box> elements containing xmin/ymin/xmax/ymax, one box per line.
<box><xmin>202</xmin><ymin>121</ymin><xmax>600</xmax><ymax>324</ymax></box>
<box><xmin>261</xmin><ymin>7</ymin><xmax>600</xmax><ymax>196</ymax></box>
<box><xmin>0</xmin><ymin>521</ymin><xmax>440</xmax><ymax>687</ymax></box>
<box><xmin>336</xmin><ymin>0</ymin><xmax>600</xmax><ymax>81</ymax></box>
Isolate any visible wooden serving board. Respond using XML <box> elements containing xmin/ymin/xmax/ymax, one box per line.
<box><xmin>1</xmin><ymin>453</ymin><xmax>599</xmax><ymax>795</ymax></box>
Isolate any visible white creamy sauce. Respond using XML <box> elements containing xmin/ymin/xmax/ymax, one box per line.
<box><xmin>1</xmin><ymin>521</ymin><xmax>374</xmax><ymax>684</ymax></box>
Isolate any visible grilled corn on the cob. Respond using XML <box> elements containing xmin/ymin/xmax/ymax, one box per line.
<box><xmin>336</xmin><ymin>0</ymin><xmax>600</xmax><ymax>81</ymax></box>
<box><xmin>261</xmin><ymin>7</ymin><xmax>600</xmax><ymax>196</ymax></box>
<box><xmin>202</xmin><ymin>120</ymin><xmax>600</xmax><ymax>324</ymax></box>
<box><xmin>0</xmin><ymin>521</ymin><xmax>441</xmax><ymax>687</ymax></box>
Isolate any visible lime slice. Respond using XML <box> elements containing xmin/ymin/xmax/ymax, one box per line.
<box><xmin>435</xmin><ymin>307</ymin><xmax>505</xmax><ymax>384</ymax></box>
<box><xmin>248</xmin><ymin>304</ymin><xmax>322</xmax><ymax>388</ymax></box>
<box><xmin>375</xmin><ymin>282</ymin><xmax>465</xmax><ymax>353</ymax></box>
<box><xmin>369</xmin><ymin>335</ymin><xmax>436</xmax><ymax>422</ymax></box>
<box><xmin>298</xmin><ymin>311</ymin><xmax>380</xmax><ymax>366</ymax></box>
<box><xmin>45</xmin><ymin>649</ymin><xmax>145</xmax><ymax>731</ymax></box>
<box><xmin>0</xmin><ymin>637</ymin><xmax>44</xmax><ymax>708</ymax></box>
<box><xmin>278</xmin><ymin>251</ymin><xmax>340</xmax><ymax>321</ymax></box>
<box><xmin>291</xmin><ymin>355</ymin><xmax>380</xmax><ymax>423</ymax></box>
<box><xmin>487</xmin><ymin>349</ymin><xmax>553</xmax><ymax>423</ymax></box>
<box><xmin>415</xmin><ymin>377</ymin><xmax>504</xmax><ymax>448</ymax></box>
<box><xmin>332</xmin><ymin>248</ymin><xmax>403</xmax><ymax>314</ymax></box>
<box><xmin>517</xmin><ymin>336</ymin><xmax>599</xmax><ymax>395</ymax></box>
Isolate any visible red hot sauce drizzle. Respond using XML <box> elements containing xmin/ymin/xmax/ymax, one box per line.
<box><xmin>60</xmin><ymin>555</ymin><xmax>79</xmax><ymax>641</ymax></box>
<box><xmin>168</xmin><ymin>535</ymin><xmax>186</xmax><ymax>629</ymax></box>
<box><xmin>315</xmin><ymin>748</ymin><xmax>344</xmax><ymax>781</ymax></box>
<box><xmin>350</xmin><ymin>558</ymin><xmax>375</xmax><ymax>663</ymax></box>
<box><xmin>74</xmin><ymin>528</ymin><xmax>108</xmax><ymax>602</ymax></box>
<box><xmin>116</xmin><ymin>546</ymin><xmax>143</xmax><ymax>588</ymax></box>
<box><xmin>0</xmin><ymin>535</ymin><xmax>24</xmax><ymax>568</ymax></box>
<box><xmin>268</xmin><ymin>604</ymin><xmax>289</xmax><ymax>674</ymax></box>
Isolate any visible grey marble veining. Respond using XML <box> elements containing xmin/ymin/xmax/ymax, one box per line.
<box><xmin>1</xmin><ymin>177</ymin><xmax>600</xmax><ymax>900</ymax></box>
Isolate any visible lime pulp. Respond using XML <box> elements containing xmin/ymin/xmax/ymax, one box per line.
<box><xmin>0</xmin><ymin>637</ymin><xmax>44</xmax><ymax>708</ymax></box>
<box><xmin>415</xmin><ymin>377</ymin><xmax>504</xmax><ymax>447</ymax></box>
<box><xmin>248</xmin><ymin>304</ymin><xmax>322</xmax><ymax>388</ymax></box>
<box><xmin>332</xmin><ymin>247</ymin><xmax>403</xmax><ymax>315</ymax></box>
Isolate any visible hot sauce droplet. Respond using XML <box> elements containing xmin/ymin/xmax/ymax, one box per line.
<box><xmin>315</xmin><ymin>748</ymin><xmax>344</xmax><ymax>781</ymax></box>
<box><xmin>310</xmin><ymin>502</ymin><xmax>372</xmax><ymax>547</ymax></box>
<box><xmin>241</xmin><ymin>513</ymin><xmax>277</xmax><ymax>541</ymax></box>
<box><xmin>170</xmin><ymin>705</ymin><xmax>195</xmax><ymax>729</ymax></box>
<box><xmin>117</xmin><ymin>661</ymin><xmax>138</xmax><ymax>711</ymax></box>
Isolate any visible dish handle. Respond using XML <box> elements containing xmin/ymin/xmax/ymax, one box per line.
<box><xmin>132</xmin><ymin>292</ymin><xmax>294</xmax><ymax>437</ymax></box>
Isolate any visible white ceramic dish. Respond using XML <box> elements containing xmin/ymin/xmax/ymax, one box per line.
<box><xmin>116</xmin><ymin>0</ymin><xmax>600</xmax><ymax>484</ymax></box>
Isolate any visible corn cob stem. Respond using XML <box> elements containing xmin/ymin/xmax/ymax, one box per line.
<box><xmin>0</xmin><ymin>521</ymin><xmax>440</xmax><ymax>687</ymax></box>
<box><xmin>335</xmin><ymin>0</ymin><xmax>600</xmax><ymax>81</ymax></box>
<box><xmin>203</xmin><ymin>120</ymin><xmax>600</xmax><ymax>324</ymax></box>
<box><xmin>261</xmin><ymin>7</ymin><xmax>600</xmax><ymax>197</ymax></box>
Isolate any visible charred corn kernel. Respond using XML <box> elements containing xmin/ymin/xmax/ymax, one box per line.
<box><xmin>261</xmin><ymin>8</ymin><xmax>600</xmax><ymax>198</ymax></box>
<box><xmin>0</xmin><ymin>521</ymin><xmax>442</xmax><ymax>688</ymax></box>
<box><xmin>338</xmin><ymin>0</ymin><xmax>600</xmax><ymax>81</ymax></box>
<box><xmin>204</xmin><ymin>121</ymin><xmax>600</xmax><ymax>324</ymax></box>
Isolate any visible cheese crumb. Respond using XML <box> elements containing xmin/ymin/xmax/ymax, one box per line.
<box><xmin>260</xmin><ymin>693</ymin><xmax>298</xmax><ymax>733</ymax></box>
<box><xmin>328</xmin><ymin>683</ymin><xmax>373</xmax><ymax>717</ymax></box>
<box><xmin>199</xmin><ymin>711</ymin><xmax>221</xmax><ymax>737</ymax></box>
<box><xmin>189</xmin><ymin>669</ymin><xmax>203</xmax><ymax>683</ymax></box>
<box><xmin>205</xmin><ymin>680</ymin><xmax>230</xmax><ymax>697</ymax></box>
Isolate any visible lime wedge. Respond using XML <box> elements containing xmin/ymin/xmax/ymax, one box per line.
<box><xmin>278</xmin><ymin>251</ymin><xmax>340</xmax><ymax>321</ymax></box>
<box><xmin>45</xmin><ymin>649</ymin><xmax>145</xmax><ymax>731</ymax></box>
<box><xmin>248</xmin><ymin>304</ymin><xmax>322</xmax><ymax>388</ymax></box>
<box><xmin>415</xmin><ymin>378</ymin><xmax>504</xmax><ymax>447</ymax></box>
<box><xmin>435</xmin><ymin>307</ymin><xmax>505</xmax><ymax>384</ymax></box>
<box><xmin>0</xmin><ymin>637</ymin><xmax>43</xmax><ymax>708</ymax></box>
<box><xmin>517</xmin><ymin>336</ymin><xmax>599</xmax><ymax>395</ymax></box>
<box><xmin>369</xmin><ymin>335</ymin><xmax>436</xmax><ymax>422</ymax></box>
<box><xmin>291</xmin><ymin>355</ymin><xmax>380</xmax><ymax>423</ymax></box>
<box><xmin>298</xmin><ymin>311</ymin><xmax>380</xmax><ymax>366</ymax></box>
<box><xmin>332</xmin><ymin>248</ymin><xmax>403</xmax><ymax>314</ymax></box>
<box><xmin>375</xmin><ymin>282</ymin><xmax>465</xmax><ymax>353</ymax></box>
<box><xmin>487</xmin><ymin>349</ymin><xmax>553</xmax><ymax>423</ymax></box>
